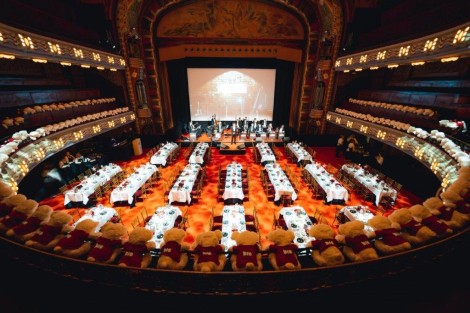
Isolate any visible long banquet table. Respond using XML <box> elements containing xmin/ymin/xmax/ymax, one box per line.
<box><xmin>256</xmin><ymin>142</ymin><xmax>276</xmax><ymax>164</ymax></box>
<box><xmin>72</xmin><ymin>205</ymin><xmax>118</xmax><ymax>231</ymax></box>
<box><xmin>286</xmin><ymin>142</ymin><xmax>313</xmax><ymax>163</ymax></box>
<box><xmin>340</xmin><ymin>205</ymin><xmax>375</xmax><ymax>233</ymax></box>
<box><xmin>220</xmin><ymin>204</ymin><xmax>247</xmax><ymax>251</ymax></box>
<box><xmin>109</xmin><ymin>162</ymin><xmax>157</xmax><ymax>205</ymax></box>
<box><xmin>341</xmin><ymin>164</ymin><xmax>397</xmax><ymax>206</ymax></box>
<box><xmin>150</xmin><ymin>142</ymin><xmax>178</xmax><ymax>166</ymax></box>
<box><xmin>189</xmin><ymin>142</ymin><xmax>209</xmax><ymax>165</ymax></box>
<box><xmin>279</xmin><ymin>206</ymin><xmax>314</xmax><ymax>248</ymax></box>
<box><xmin>145</xmin><ymin>205</ymin><xmax>182</xmax><ymax>247</ymax></box>
<box><xmin>222</xmin><ymin>163</ymin><xmax>244</xmax><ymax>201</ymax></box>
<box><xmin>305</xmin><ymin>163</ymin><xmax>349</xmax><ymax>203</ymax></box>
<box><xmin>264</xmin><ymin>163</ymin><xmax>297</xmax><ymax>202</ymax></box>
<box><xmin>168</xmin><ymin>163</ymin><xmax>202</xmax><ymax>204</ymax></box>
<box><xmin>63</xmin><ymin>163</ymin><xmax>122</xmax><ymax>205</ymax></box>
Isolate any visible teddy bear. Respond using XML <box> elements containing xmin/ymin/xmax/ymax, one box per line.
<box><xmin>228</xmin><ymin>230</ymin><xmax>263</xmax><ymax>271</ymax></box>
<box><xmin>266</xmin><ymin>228</ymin><xmax>301</xmax><ymax>270</ymax></box>
<box><xmin>440</xmin><ymin>170</ymin><xmax>470</xmax><ymax>216</ymax></box>
<box><xmin>192</xmin><ymin>229</ymin><xmax>227</xmax><ymax>272</ymax></box>
<box><xmin>23</xmin><ymin>107</ymin><xmax>36</xmax><ymax>115</ymax></box>
<box><xmin>423</xmin><ymin>196</ymin><xmax>469</xmax><ymax>229</ymax></box>
<box><xmin>53</xmin><ymin>218</ymin><xmax>100</xmax><ymax>258</ymax></box>
<box><xmin>0</xmin><ymin>198</ymin><xmax>38</xmax><ymax>233</ymax></box>
<box><xmin>367</xmin><ymin>215</ymin><xmax>411</xmax><ymax>255</ymax></box>
<box><xmin>0</xmin><ymin>182</ymin><xmax>16</xmax><ymax>214</ymax></box>
<box><xmin>388</xmin><ymin>208</ymin><xmax>437</xmax><ymax>245</ymax></box>
<box><xmin>87</xmin><ymin>222</ymin><xmax>127</xmax><ymax>264</ymax></box>
<box><xmin>335</xmin><ymin>220</ymin><xmax>378</xmax><ymax>262</ymax></box>
<box><xmin>5</xmin><ymin>205</ymin><xmax>53</xmax><ymax>242</ymax></box>
<box><xmin>306</xmin><ymin>223</ymin><xmax>345</xmax><ymax>267</ymax></box>
<box><xmin>25</xmin><ymin>211</ymin><xmax>73</xmax><ymax>251</ymax></box>
<box><xmin>117</xmin><ymin>227</ymin><xmax>156</xmax><ymax>268</ymax></box>
<box><xmin>2</xmin><ymin>117</ymin><xmax>14</xmax><ymax>129</ymax></box>
<box><xmin>408</xmin><ymin>204</ymin><xmax>453</xmax><ymax>237</ymax></box>
<box><xmin>156</xmin><ymin>228</ymin><xmax>190</xmax><ymax>270</ymax></box>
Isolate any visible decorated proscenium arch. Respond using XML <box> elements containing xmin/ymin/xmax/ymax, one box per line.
<box><xmin>115</xmin><ymin>0</ymin><xmax>343</xmax><ymax>136</ymax></box>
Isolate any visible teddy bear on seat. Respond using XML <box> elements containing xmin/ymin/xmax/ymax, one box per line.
<box><xmin>367</xmin><ymin>215</ymin><xmax>411</xmax><ymax>255</ymax></box>
<box><xmin>192</xmin><ymin>229</ymin><xmax>226</xmax><ymax>272</ymax></box>
<box><xmin>87</xmin><ymin>222</ymin><xmax>127</xmax><ymax>264</ymax></box>
<box><xmin>118</xmin><ymin>227</ymin><xmax>156</xmax><ymax>268</ymax></box>
<box><xmin>423</xmin><ymin>196</ymin><xmax>469</xmax><ymax>229</ymax></box>
<box><xmin>0</xmin><ymin>192</ymin><xmax>24</xmax><ymax>218</ymax></box>
<box><xmin>156</xmin><ymin>228</ymin><xmax>189</xmax><ymax>270</ymax></box>
<box><xmin>306</xmin><ymin>223</ymin><xmax>345</xmax><ymax>267</ymax></box>
<box><xmin>266</xmin><ymin>228</ymin><xmax>301</xmax><ymax>270</ymax></box>
<box><xmin>388</xmin><ymin>208</ymin><xmax>437</xmax><ymax>246</ymax></box>
<box><xmin>25</xmin><ymin>211</ymin><xmax>73</xmax><ymax>251</ymax></box>
<box><xmin>0</xmin><ymin>199</ymin><xmax>38</xmax><ymax>234</ymax></box>
<box><xmin>53</xmin><ymin>219</ymin><xmax>100</xmax><ymax>258</ymax></box>
<box><xmin>0</xmin><ymin>181</ymin><xmax>15</xmax><ymax>203</ymax></box>
<box><xmin>408</xmin><ymin>204</ymin><xmax>453</xmax><ymax>237</ymax></box>
<box><xmin>440</xmin><ymin>167</ymin><xmax>470</xmax><ymax>217</ymax></box>
<box><xmin>229</xmin><ymin>230</ymin><xmax>263</xmax><ymax>271</ymax></box>
<box><xmin>6</xmin><ymin>205</ymin><xmax>53</xmax><ymax>242</ymax></box>
<box><xmin>335</xmin><ymin>220</ymin><xmax>378</xmax><ymax>262</ymax></box>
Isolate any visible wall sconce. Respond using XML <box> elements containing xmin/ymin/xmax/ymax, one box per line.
<box><xmin>411</xmin><ymin>61</ymin><xmax>425</xmax><ymax>66</ymax></box>
<box><xmin>441</xmin><ymin>56</ymin><xmax>459</xmax><ymax>62</ymax></box>
<box><xmin>0</xmin><ymin>53</ymin><xmax>15</xmax><ymax>59</ymax></box>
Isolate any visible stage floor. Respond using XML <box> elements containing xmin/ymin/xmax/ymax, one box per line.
<box><xmin>176</xmin><ymin>130</ymin><xmax>285</xmax><ymax>146</ymax></box>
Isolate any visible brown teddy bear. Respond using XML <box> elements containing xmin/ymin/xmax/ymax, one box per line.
<box><xmin>266</xmin><ymin>228</ymin><xmax>301</xmax><ymax>270</ymax></box>
<box><xmin>367</xmin><ymin>215</ymin><xmax>411</xmax><ymax>255</ymax></box>
<box><xmin>192</xmin><ymin>230</ymin><xmax>227</xmax><ymax>272</ymax></box>
<box><xmin>0</xmin><ymin>194</ymin><xmax>27</xmax><ymax>218</ymax></box>
<box><xmin>25</xmin><ymin>211</ymin><xmax>73</xmax><ymax>251</ymax></box>
<box><xmin>53</xmin><ymin>219</ymin><xmax>100</xmax><ymax>258</ymax></box>
<box><xmin>335</xmin><ymin>220</ymin><xmax>379</xmax><ymax>262</ymax></box>
<box><xmin>6</xmin><ymin>205</ymin><xmax>53</xmax><ymax>242</ymax></box>
<box><xmin>0</xmin><ymin>181</ymin><xmax>15</xmax><ymax>202</ymax></box>
<box><xmin>156</xmin><ymin>228</ymin><xmax>189</xmax><ymax>270</ymax></box>
<box><xmin>408</xmin><ymin>204</ymin><xmax>453</xmax><ymax>237</ymax></box>
<box><xmin>87</xmin><ymin>222</ymin><xmax>127</xmax><ymax>264</ymax></box>
<box><xmin>423</xmin><ymin>196</ymin><xmax>469</xmax><ymax>229</ymax></box>
<box><xmin>306</xmin><ymin>223</ymin><xmax>345</xmax><ymax>266</ymax></box>
<box><xmin>0</xmin><ymin>199</ymin><xmax>38</xmax><ymax>234</ymax></box>
<box><xmin>388</xmin><ymin>208</ymin><xmax>437</xmax><ymax>246</ymax></box>
<box><xmin>118</xmin><ymin>227</ymin><xmax>156</xmax><ymax>268</ymax></box>
<box><xmin>229</xmin><ymin>230</ymin><xmax>263</xmax><ymax>271</ymax></box>
<box><xmin>440</xmin><ymin>168</ymin><xmax>470</xmax><ymax>216</ymax></box>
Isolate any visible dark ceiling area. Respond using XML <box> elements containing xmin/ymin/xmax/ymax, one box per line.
<box><xmin>0</xmin><ymin>0</ymin><xmax>118</xmax><ymax>52</ymax></box>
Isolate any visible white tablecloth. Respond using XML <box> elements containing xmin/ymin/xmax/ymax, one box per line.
<box><xmin>110</xmin><ymin>163</ymin><xmax>157</xmax><ymax>204</ymax></box>
<box><xmin>223</xmin><ymin>163</ymin><xmax>244</xmax><ymax>200</ymax></box>
<box><xmin>189</xmin><ymin>142</ymin><xmax>209</xmax><ymax>164</ymax></box>
<box><xmin>168</xmin><ymin>164</ymin><xmax>201</xmax><ymax>204</ymax></box>
<box><xmin>279</xmin><ymin>206</ymin><xmax>314</xmax><ymax>248</ymax></box>
<box><xmin>287</xmin><ymin>143</ymin><xmax>313</xmax><ymax>162</ymax></box>
<box><xmin>265</xmin><ymin>163</ymin><xmax>297</xmax><ymax>202</ymax></box>
<box><xmin>145</xmin><ymin>205</ymin><xmax>182</xmax><ymax>247</ymax></box>
<box><xmin>341</xmin><ymin>164</ymin><xmax>397</xmax><ymax>206</ymax></box>
<box><xmin>340</xmin><ymin>206</ymin><xmax>375</xmax><ymax>232</ymax></box>
<box><xmin>256</xmin><ymin>142</ymin><xmax>276</xmax><ymax>164</ymax></box>
<box><xmin>64</xmin><ymin>164</ymin><xmax>122</xmax><ymax>205</ymax></box>
<box><xmin>305</xmin><ymin>163</ymin><xmax>349</xmax><ymax>203</ymax></box>
<box><xmin>150</xmin><ymin>142</ymin><xmax>178</xmax><ymax>166</ymax></box>
<box><xmin>72</xmin><ymin>205</ymin><xmax>117</xmax><ymax>231</ymax></box>
<box><xmin>220</xmin><ymin>204</ymin><xmax>247</xmax><ymax>251</ymax></box>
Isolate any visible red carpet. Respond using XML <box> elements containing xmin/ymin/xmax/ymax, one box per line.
<box><xmin>39</xmin><ymin>145</ymin><xmax>421</xmax><ymax>249</ymax></box>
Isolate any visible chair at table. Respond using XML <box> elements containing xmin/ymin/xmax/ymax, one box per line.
<box><xmin>210</xmin><ymin>207</ymin><xmax>223</xmax><ymax>231</ymax></box>
<box><xmin>276</xmin><ymin>214</ymin><xmax>288</xmax><ymax>230</ymax></box>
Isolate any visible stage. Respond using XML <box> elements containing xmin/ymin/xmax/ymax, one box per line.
<box><xmin>176</xmin><ymin>130</ymin><xmax>286</xmax><ymax>153</ymax></box>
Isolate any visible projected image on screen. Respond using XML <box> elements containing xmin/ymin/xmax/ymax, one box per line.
<box><xmin>187</xmin><ymin>68</ymin><xmax>276</xmax><ymax>121</ymax></box>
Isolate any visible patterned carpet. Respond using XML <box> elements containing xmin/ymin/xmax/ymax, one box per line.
<box><xmin>39</xmin><ymin>145</ymin><xmax>421</xmax><ymax>250</ymax></box>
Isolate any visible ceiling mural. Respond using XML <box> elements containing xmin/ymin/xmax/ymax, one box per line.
<box><xmin>157</xmin><ymin>0</ymin><xmax>304</xmax><ymax>39</ymax></box>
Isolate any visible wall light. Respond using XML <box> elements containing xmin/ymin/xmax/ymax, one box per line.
<box><xmin>80</xmin><ymin>64</ymin><xmax>90</xmax><ymax>68</ymax></box>
<box><xmin>343</xmin><ymin>69</ymin><xmax>350</xmax><ymax>73</ymax></box>
<box><xmin>32</xmin><ymin>58</ymin><xmax>47</xmax><ymax>63</ymax></box>
<box><xmin>387</xmin><ymin>64</ymin><xmax>399</xmax><ymax>69</ymax></box>
<box><xmin>370</xmin><ymin>66</ymin><xmax>379</xmax><ymax>70</ymax></box>
<box><xmin>96</xmin><ymin>66</ymin><xmax>105</xmax><ymax>70</ymax></box>
<box><xmin>0</xmin><ymin>53</ymin><xmax>15</xmax><ymax>59</ymax></box>
<box><xmin>355</xmin><ymin>68</ymin><xmax>363</xmax><ymax>72</ymax></box>
<box><xmin>110</xmin><ymin>68</ymin><xmax>117</xmax><ymax>71</ymax></box>
<box><xmin>411</xmin><ymin>61</ymin><xmax>425</xmax><ymax>66</ymax></box>
<box><xmin>441</xmin><ymin>56</ymin><xmax>459</xmax><ymax>62</ymax></box>
<box><xmin>60</xmin><ymin>61</ymin><xmax>71</xmax><ymax>66</ymax></box>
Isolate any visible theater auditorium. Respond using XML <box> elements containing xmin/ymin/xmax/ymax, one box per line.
<box><xmin>0</xmin><ymin>0</ymin><xmax>469</xmax><ymax>311</ymax></box>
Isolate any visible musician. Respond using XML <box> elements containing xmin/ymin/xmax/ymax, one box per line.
<box><xmin>211</xmin><ymin>114</ymin><xmax>217</xmax><ymax>126</ymax></box>
<box><xmin>230</xmin><ymin>122</ymin><xmax>238</xmax><ymax>144</ymax></box>
<box><xmin>189</xmin><ymin>121</ymin><xmax>201</xmax><ymax>136</ymax></box>
<box><xmin>243</xmin><ymin>117</ymin><xmax>248</xmax><ymax>131</ymax></box>
<box><xmin>267</xmin><ymin>122</ymin><xmax>273</xmax><ymax>133</ymax></box>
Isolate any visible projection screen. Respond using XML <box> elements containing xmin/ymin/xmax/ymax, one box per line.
<box><xmin>187</xmin><ymin>68</ymin><xmax>276</xmax><ymax>121</ymax></box>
